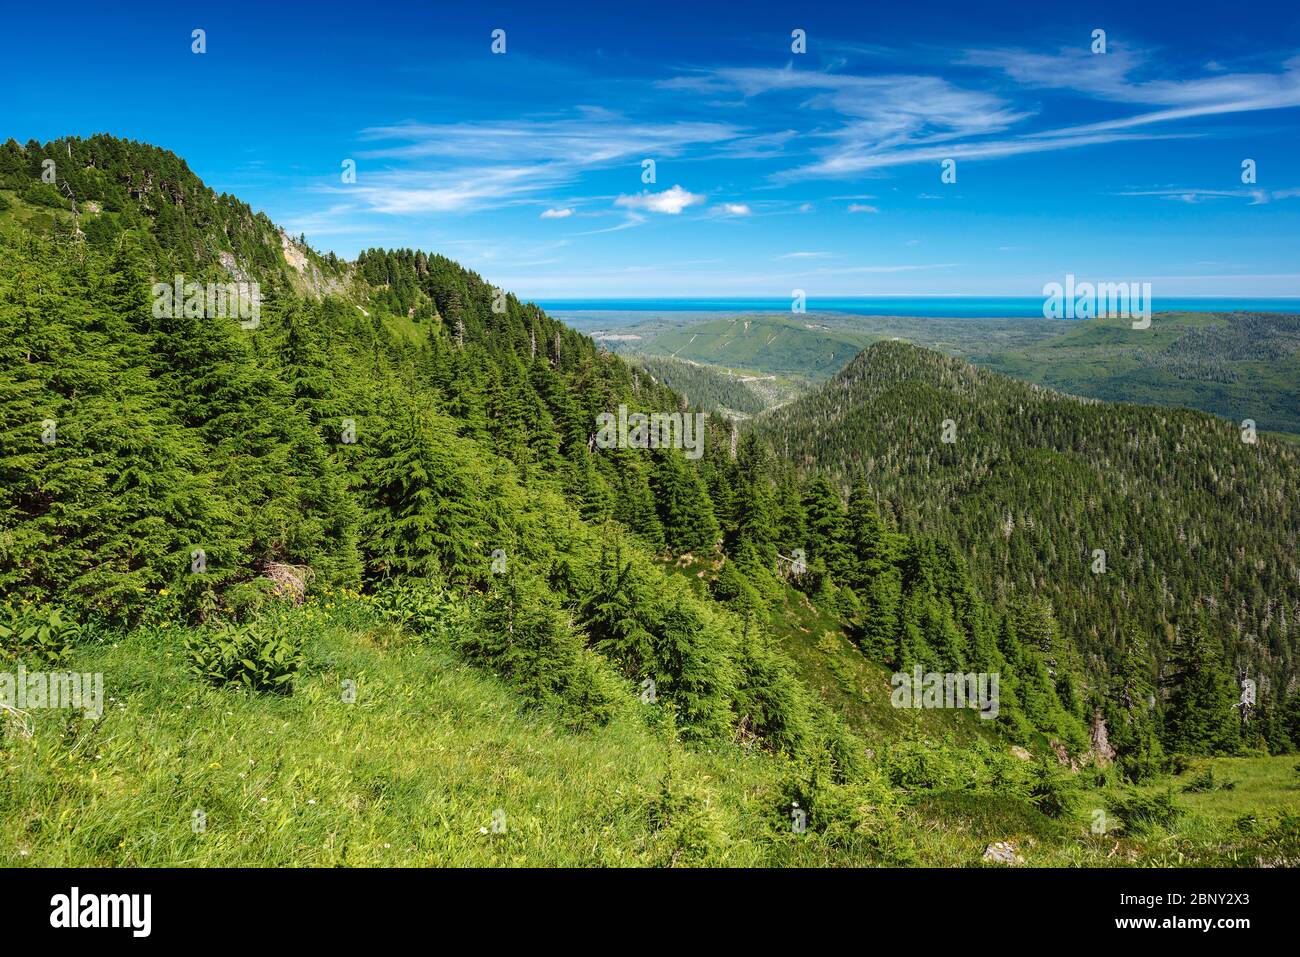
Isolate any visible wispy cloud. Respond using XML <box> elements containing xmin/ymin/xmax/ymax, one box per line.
<box><xmin>661</xmin><ymin>51</ymin><xmax>1300</xmax><ymax>180</ymax></box>
<box><xmin>665</xmin><ymin>64</ymin><xmax>1035</xmax><ymax>180</ymax></box>
<box><xmin>1117</xmin><ymin>186</ymin><xmax>1300</xmax><ymax>205</ymax></box>
<box><xmin>964</xmin><ymin>46</ymin><xmax>1300</xmax><ymax>136</ymax></box>
<box><xmin>341</xmin><ymin>111</ymin><xmax>741</xmax><ymax>214</ymax></box>
<box><xmin>572</xmin><ymin>214</ymin><xmax>647</xmax><ymax>236</ymax></box>
<box><xmin>805</xmin><ymin>262</ymin><xmax>960</xmax><ymax>275</ymax></box>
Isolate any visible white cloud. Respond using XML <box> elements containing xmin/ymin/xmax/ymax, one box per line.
<box><xmin>615</xmin><ymin>185</ymin><xmax>706</xmax><ymax>215</ymax></box>
<box><xmin>540</xmin><ymin>207</ymin><xmax>574</xmax><ymax>219</ymax></box>
<box><xmin>807</xmin><ymin>262</ymin><xmax>960</xmax><ymax>275</ymax></box>
<box><xmin>965</xmin><ymin>46</ymin><xmax>1300</xmax><ymax>114</ymax></box>
<box><xmin>1117</xmin><ymin>187</ymin><xmax>1300</xmax><ymax>205</ymax></box>
<box><xmin>360</xmin><ymin>113</ymin><xmax>740</xmax><ymax>164</ymax></box>
<box><xmin>344</xmin><ymin>112</ymin><xmax>741</xmax><ymax>214</ymax></box>
<box><xmin>664</xmin><ymin>52</ymin><xmax>1300</xmax><ymax>181</ymax></box>
<box><xmin>327</xmin><ymin>166</ymin><xmax>550</xmax><ymax>215</ymax></box>
<box><xmin>666</xmin><ymin>65</ymin><xmax>1034</xmax><ymax>181</ymax></box>
<box><xmin>573</xmin><ymin>214</ymin><xmax>646</xmax><ymax>236</ymax></box>
<box><xmin>718</xmin><ymin>203</ymin><xmax>752</xmax><ymax>216</ymax></box>
<box><xmin>847</xmin><ymin>203</ymin><xmax>879</xmax><ymax>213</ymax></box>
<box><xmin>963</xmin><ymin>47</ymin><xmax>1300</xmax><ymax>138</ymax></box>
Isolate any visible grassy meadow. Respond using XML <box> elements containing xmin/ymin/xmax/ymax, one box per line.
<box><xmin>3</xmin><ymin>592</ymin><xmax>1295</xmax><ymax>868</ymax></box>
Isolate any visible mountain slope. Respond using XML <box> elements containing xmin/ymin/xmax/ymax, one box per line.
<box><xmin>755</xmin><ymin>340</ymin><xmax>1300</xmax><ymax>730</ymax></box>
<box><xmin>975</xmin><ymin>311</ymin><xmax>1300</xmax><ymax>437</ymax></box>
<box><xmin>627</xmin><ymin>313</ymin><xmax>871</xmax><ymax>378</ymax></box>
<box><xmin>1</xmin><ymin>136</ymin><xmax>878</xmax><ymax>774</ymax></box>
<box><xmin>600</xmin><ymin>307</ymin><xmax>1300</xmax><ymax>439</ymax></box>
<box><xmin>0</xmin><ymin>134</ymin><xmax>352</xmax><ymax>301</ymax></box>
<box><xmin>5</xmin><ymin>134</ymin><xmax>1300</xmax><ymax>866</ymax></box>
<box><xmin>630</xmin><ymin>354</ymin><xmax>773</xmax><ymax>417</ymax></box>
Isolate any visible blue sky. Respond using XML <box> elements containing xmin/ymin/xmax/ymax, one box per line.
<box><xmin>4</xmin><ymin>0</ymin><xmax>1299</xmax><ymax>297</ymax></box>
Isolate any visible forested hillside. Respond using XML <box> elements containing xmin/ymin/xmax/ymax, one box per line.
<box><xmin>630</xmin><ymin>355</ymin><xmax>771</xmax><ymax>417</ymax></box>
<box><xmin>975</xmin><ymin>311</ymin><xmax>1300</xmax><ymax>437</ymax></box>
<box><xmin>1</xmin><ymin>137</ymin><xmax>880</xmax><ymax>774</ymax></box>
<box><xmin>0</xmin><ymin>134</ymin><xmax>348</xmax><ymax>300</ymax></box>
<box><xmin>604</xmin><ymin>308</ymin><xmax>1300</xmax><ymax>440</ymax></box>
<box><xmin>756</xmin><ymin>341</ymin><xmax>1300</xmax><ymax>759</ymax></box>
<box><xmin>2</xmin><ymin>133</ymin><xmax>1299</xmax><ymax>867</ymax></box>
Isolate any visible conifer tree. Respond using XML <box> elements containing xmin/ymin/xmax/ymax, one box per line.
<box><xmin>1163</xmin><ymin>622</ymin><xmax>1242</xmax><ymax>755</ymax></box>
<box><xmin>801</xmin><ymin>475</ymin><xmax>850</xmax><ymax>576</ymax></box>
<box><xmin>361</xmin><ymin>398</ymin><xmax>487</xmax><ymax>583</ymax></box>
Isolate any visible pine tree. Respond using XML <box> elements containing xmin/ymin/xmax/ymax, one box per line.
<box><xmin>651</xmin><ymin>450</ymin><xmax>719</xmax><ymax>554</ymax></box>
<box><xmin>361</xmin><ymin>398</ymin><xmax>488</xmax><ymax>583</ymax></box>
<box><xmin>1162</xmin><ymin>622</ymin><xmax>1242</xmax><ymax>756</ymax></box>
<box><xmin>801</xmin><ymin>475</ymin><xmax>850</xmax><ymax>578</ymax></box>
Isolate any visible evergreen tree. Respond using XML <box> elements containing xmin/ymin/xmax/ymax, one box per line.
<box><xmin>1163</xmin><ymin>622</ymin><xmax>1242</xmax><ymax>756</ymax></box>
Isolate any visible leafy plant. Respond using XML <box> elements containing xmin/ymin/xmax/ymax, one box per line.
<box><xmin>373</xmin><ymin>580</ymin><xmax>476</xmax><ymax>645</ymax></box>
<box><xmin>0</xmin><ymin>606</ymin><xmax>78</xmax><ymax>666</ymax></box>
<box><xmin>184</xmin><ymin>619</ymin><xmax>306</xmax><ymax>694</ymax></box>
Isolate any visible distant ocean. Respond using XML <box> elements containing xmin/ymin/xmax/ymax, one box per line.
<box><xmin>536</xmin><ymin>297</ymin><xmax>1300</xmax><ymax>319</ymax></box>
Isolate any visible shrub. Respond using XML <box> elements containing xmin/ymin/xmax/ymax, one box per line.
<box><xmin>0</xmin><ymin>606</ymin><xmax>78</xmax><ymax>666</ymax></box>
<box><xmin>222</xmin><ymin>578</ymin><xmax>283</xmax><ymax>622</ymax></box>
<box><xmin>1111</xmin><ymin>788</ymin><xmax>1182</xmax><ymax>835</ymax></box>
<box><xmin>709</xmin><ymin>560</ymin><xmax>764</xmax><ymax>617</ymax></box>
<box><xmin>1182</xmin><ymin>767</ymin><xmax>1235</xmax><ymax>793</ymax></box>
<box><xmin>643</xmin><ymin>763</ymin><xmax>732</xmax><ymax>866</ymax></box>
<box><xmin>775</xmin><ymin>753</ymin><xmax>918</xmax><ymax>864</ymax></box>
<box><xmin>19</xmin><ymin>182</ymin><xmax>68</xmax><ymax>209</ymax></box>
<box><xmin>459</xmin><ymin>573</ymin><xmax>624</xmax><ymax>731</ymax></box>
<box><xmin>184</xmin><ymin>619</ymin><xmax>306</xmax><ymax>693</ymax></box>
<box><xmin>1027</xmin><ymin>757</ymin><xmax>1078</xmax><ymax>818</ymax></box>
<box><xmin>559</xmin><ymin>648</ymin><xmax>625</xmax><ymax>731</ymax></box>
<box><xmin>582</xmin><ymin>555</ymin><xmax>737</xmax><ymax>742</ymax></box>
<box><xmin>1118</xmin><ymin>748</ymin><xmax>1165</xmax><ymax>784</ymax></box>
<box><xmin>373</xmin><ymin>579</ymin><xmax>473</xmax><ymax>645</ymax></box>
<box><xmin>881</xmin><ymin>735</ymin><xmax>967</xmax><ymax>791</ymax></box>
<box><xmin>1167</xmin><ymin>753</ymin><xmax>1194</xmax><ymax>776</ymax></box>
<box><xmin>732</xmin><ymin>630</ymin><xmax>816</xmax><ymax>757</ymax></box>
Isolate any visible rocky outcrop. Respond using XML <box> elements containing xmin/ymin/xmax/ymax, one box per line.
<box><xmin>1089</xmin><ymin>709</ymin><xmax>1116</xmax><ymax>766</ymax></box>
<box><xmin>982</xmin><ymin>841</ymin><xmax>1024</xmax><ymax>865</ymax></box>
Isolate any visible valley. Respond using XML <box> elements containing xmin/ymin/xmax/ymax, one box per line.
<box><xmin>1</xmin><ymin>134</ymin><xmax>1297</xmax><ymax>871</ymax></box>
<box><xmin>559</xmin><ymin>305</ymin><xmax>1300</xmax><ymax>439</ymax></box>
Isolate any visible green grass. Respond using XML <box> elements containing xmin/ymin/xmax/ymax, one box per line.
<box><xmin>0</xmin><ymin>600</ymin><xmax>779</xmax><ymax>866</ymax></box>
<box><xmin>3</xmin><ymin>595</ymin><xmax>1296</xmax><ymax>867</ymax></box>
